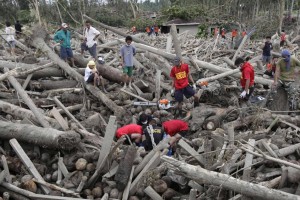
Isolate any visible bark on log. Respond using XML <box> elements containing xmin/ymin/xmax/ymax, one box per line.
<box><xmin>83</xmin><ymin>15</ymin><xmax>150</xmax><ymax>46</ymax></box>
<box><xmin>30</xmin><ymin>80</ymin><xmax>78</xmax><ymax>90</ymax></box>
<box><xmin>0</xmin><ymin>100</ymin><xmax>59</xmax><ymax>128</ymax></box>
<box><xmin>162</xmin><ymin>156</ymin><xmax>300</xmax><ymax>200</ymax></box>
<box><xmin>0</xmin><ymin>121</ymin><xmax>80</xmax><ymax>150</ymax></box>
<box><xmin>4</xmin><ymin>67</ymin><xmax>50</xmax><ymax>128</ymax></box>
<box><xmin>31</xmin><ymin>27</ymin><xmax>125</xmax><ymax>117</ymax></box>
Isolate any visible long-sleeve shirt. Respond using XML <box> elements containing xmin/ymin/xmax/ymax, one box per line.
<box><xmin>54</xmin><ymin>30</ymin><xmax>71</xmax><ymax>48</ymax></box>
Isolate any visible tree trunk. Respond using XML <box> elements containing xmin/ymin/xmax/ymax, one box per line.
<box><xmin>4</xmin><ymin>67</ymin><xmax>50</xmax><ymax>128</ymax></box>
<box><xmin>30</xmin><ymin>80</ymin><xmax>78</xmax><ymax>90</ymax></box>
<box><xmin>162</xmin><ymin>156</ymin><xmax>300</xmax><ymax>200</ymax></box>
<box><xmin>83</xmin><ymin>15</ymin><xmax>150</xmax><ymax>46</ymax></box>
<box><xmin>0</xmin><ymin>100</ymin><xmax>59</xmax><ymax>128</ymax></box>
<box><xmin>31</xmin><ymin>28</ymin><xmax>125</xmax><ymax>117</ymax></box>
<box><xmin>278</xmin><ymin>0</ymin><xmax>285</xmax><ymax>32</ymax></box>
<box><xmin>170</xmin><ymin>24</ymin><xmax>182</xmax><ymax>58</ymax></box>
<box><xmin>0</xmin><ymin>121</ymin><xmax>80</xmax><ymax>150</ymax></box>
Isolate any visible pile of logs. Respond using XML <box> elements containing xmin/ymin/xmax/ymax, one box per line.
<box><xmin>0</xmin><ymin>15</ymin><xmax>299</xmax><ymax>200</ymax></box>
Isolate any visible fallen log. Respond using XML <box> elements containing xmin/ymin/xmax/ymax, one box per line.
<box><xmin>0</xmin><ymin>121</ymin><xmax>80</xmax><ymax>150</ymax></box>
<box><xmin>31</xmin><ymin>26</ymin><xmax>125</xmax><ymax>117</ymax></box>
<box><xmin>4</xmin><ymin>67</ymin><xmax>50</xmax><ymax>128</ymax></box>
<box><xmin>30</xmin><ymin>80</ymin><xmax>78</xmax><ymax>90</ymax></box>
<box><xmin>161</xmin><ymin>156</ymin><xmax>300</xmax><ymax>200</ymax></box>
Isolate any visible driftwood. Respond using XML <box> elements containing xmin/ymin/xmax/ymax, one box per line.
<box><xmin>162</xmin><ymin>156</ymin><xmax>300</xmax><ymax>200</ymax></box>
<box><xmin>0</xmin><ymin>121</ymin><xmax>80</xmax><ymax>149</ymax></box>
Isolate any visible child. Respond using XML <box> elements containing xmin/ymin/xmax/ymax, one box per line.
<box><xmin>84</xmin><ymin>60</ymin><xmax>107</xmax><ymax>93</ymax></box>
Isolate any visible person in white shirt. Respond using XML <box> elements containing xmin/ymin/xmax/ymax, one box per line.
<box><xmin>5</xmin><ymin>21</ymin><xmax>16</xmax><ymax>55</ymax></box>
<box><xmin>81</xmin><ymin>20</ymin><xmax>100</xmax><ymax>59</ymax></box>
<box><xmin>84</xmin><ymin>60</ymin><xmax>107</xmax><ymax>93</ymax></box>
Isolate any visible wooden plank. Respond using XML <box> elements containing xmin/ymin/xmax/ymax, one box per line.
<box><xmin>155</xmin><ymin>70</ymin><xmax>161</xmax><ymax>100</ymax></box>
<box><xmin>144</xmin><ymin>186</ymin><xmax>163</xmax><ymax>200</ymax></box>
<box><xmin>120</xmin><ymin>88</ymin><xmax>148</xmax><ymax>102</ymax></box>
<box><xmin>53</xmin><ymin>96</ymin><xmax>86</xmax><ymax>131</ymax></box>
<box><xmin>132</xmin><ymin>83</ymin><xmax>143</xmax><ymax>95</ymax></box>
<box><xmin>51</xmin><ymin>107</ymin><xmax>69</xmax><ymax>131</ymax></box>
<box><xmin>96</xmin><ymin>115</ymin><xmax>117</xmax><ymax>168</ymax></box>
<box><xmin>22</xmin><ymin>73</ymin><xmax>33</xmax><ymax>89</ymax></box>
<box><xmin>178</xmin><ymin>139</ymin><xmax>205</xmax><ymax>167</ymax></box>
<box><xmin>122</xmin><ymin>166</ymin><xmax>135</xmax><ymax>200</ymax></box>
<box><xmin>103</xmin><ymin>164</ymin><xmax>119</xmax><ymax>179</ymax></box>
<box><xmin>1</xmin><ymin>155</ymin><xmax>11</xmax><ymax>183</ymax></box>
<box><xmin>242</xmin><ymin>139</ymin><xmax>256</xmax><ymax>181</ymax></box>
<box><xmin>9</xmin><ymin>139</ymin><xmax>50</xmax><ymax>194</ymax></box>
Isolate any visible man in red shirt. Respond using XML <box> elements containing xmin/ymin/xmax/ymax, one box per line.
<box><xmin>163</xmin><ymin>119</ymin><xmax>189</xmax><ymax>146</ymax></box>
<box><xmin>170</xmin><ymin>56</ymin><xmax>199</xmax><ymax>116</ymax></box>
<box><xmin>234</xmin><ymin>57</ymin><xmax>255</xmax><ymax>100</ymax></box>
<box><xmin>115</xmin><ymin>124</ymin><xmax>143</xmax><ymax>144</ymax></box>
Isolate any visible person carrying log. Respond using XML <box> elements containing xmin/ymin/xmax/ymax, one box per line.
<box><xmin>120</xmin><ymin>36</ymin><xmax>136</xmax><ymax>89</ymax></box>
<box><xmin>235</xmin><ymin>57</ymin><xmax>255</xmax><ymax>101</ymax></box>
<box><xmin>273</xmin><ymin>49</ymin><xmax>300</xmax><ymax>110</ymax></box>
<box><xmin>162</xmin><ymin>119</ymin><xmax>189</xmax><ymax>146</ymax></box>
<box><xmin>81</xmin><ymin>20</ymin><xmax>100</xmax><ymax>59</ymax></box>
<box><xmin>5</xmin><ymin>21</ymin><xmax>15</xmax><ymax>55</ymax></box>
<box><xmin>142</xmin><ymin>118</ymin><xmax>164</xmax><ymax>151</ymax></box>
<box><xmin>116</xmin><ymin>124</ymin><xmax>143</xmax><ymax>145</ymax></box>
<box><xmin>84</xmin><ymin>60</ymin><xmax>107</xmax><ymax>93</ymax></box>
<box><xmin>170</xmin><ymin>56</ymin><xmax>199</xmax><ymax>118</ymax></box>
<box><xmin>261</xmin><ymin>36</ymin><xmax>273</xmax><ymax>65</ymax></box>
<box><xmin>54</xmin><ymin>23</ymin><xmax>75</xmax><ymax>67</ymax></box>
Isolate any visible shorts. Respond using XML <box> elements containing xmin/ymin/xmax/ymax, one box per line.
<box><xmin>262</xmin><ymin>55</ymin><xmax>271</xmax><ymax>63</ymax></box>
<box><xmin>60</xmin><ymin>46</ymin><xmax>73</xmax><ymax>60</ymax></box>
<box><xmin>174</xmin><ymin>85</ymin><xmax>195</xmax><ymax>102</ymax></box>
<box><xmin>123</xmin><ymin>66</ymin><xmax>133</xmax><ymax>77</ymax></box>
<box><xmin>86</xmin><ymin>73</ymin><xmax>95</xmax><ymax>83</ymax></box>
<box><xmin>8</xmin><ymin>41</ymin><xmax>15</xmax><ymax>48</ymax></box>
<box><xmin>81</xmin><ymin>42</ymin><xmax>97</xmax><ymax>58</ymax></box>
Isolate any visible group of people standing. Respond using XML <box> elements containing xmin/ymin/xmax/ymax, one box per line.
<box><xmin>145</xmin><ymin>25</ymin><xmax>159</xmax><ymax>36</ymax></box>
<box><xmin>4</xmin><ymin>20</ymin><xmax>22</xmax><ymax>55</ymax></box>
<box><xmin>213</xmin><ymin>27</ymin><xmax>247</xmax><ymax>40</ymax></box>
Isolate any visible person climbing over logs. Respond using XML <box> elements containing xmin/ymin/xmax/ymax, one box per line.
<box><xmin>273</xmin><ymin>49</ymin><xmax>300</xmax><ymax>110</ymax></box>
<box><xmin>142</xmin><ymin>118</ymin><xmax>164</xmax><ymax>151</ymax></box>
<box><xmin>54</xmin><ymin>23</ymin><xmax>75</xmax><ymax>67</ymax></box>
<box><xmin>170</xmin><ymin>56</ymin><xmax>199</xmax><ymax>118</ymax></box>
<box><xmin>115</xmin><ymin>124</ymin><xmax>143</xmax><ymax>145</ymax></box>
<box><xmin>234</xmin><ymin>57</ymin><xmax>255</xmax><ymax>101</ymax></box>
<box><xmin>162</xmin><ymin>119</ymin><xmax>189</xmax><ymax>146</ymax></box>
<box><xmin>84</xmin><ymin>60</ymin><xmax>107</xmax><ymax>93</ymax></box>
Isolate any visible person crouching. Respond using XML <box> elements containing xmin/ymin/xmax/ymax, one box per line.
<box><xmin>84</xmin><ymin>60</ymin><xmax>107</xmax><ymax>93</ymax></box>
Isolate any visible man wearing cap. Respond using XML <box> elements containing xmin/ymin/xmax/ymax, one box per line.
<box><xmin>273</xmin><ymin>49</ymin><xmax>300</xmax><ymax>110</ymax></box>
<box><xmin>142</xmin><ymin>118</ymin><xmax>164</xmax><ymax>151</ymax></box>
<box><xmin>81</xmin><ymin>20</ymin><xmax>100</xmax><ymax>59</ymax></box>
<box><xmin>234</xmin><ymin>57</ymin><xmax>255</xmax><ymax>100</ymax></box>
<box><xmin>170</xmin><ymin>56</ymin><xmax>199</xmax><ymax>117</ymax></box>
<box><xmin>84</xmin><ymin>60</ymin><xmax>107</xmax><ymax>93</ymax></box>
<box><xmin>54</xmin><ymin>23</ymin><xmax>75</xmax><ymax>67</ymax></box>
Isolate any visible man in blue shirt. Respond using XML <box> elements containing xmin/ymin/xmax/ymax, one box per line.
<box><xmin>54</xmin><ymin>23</ymin><xmax>75</xmax><ymax>67</ymax></box>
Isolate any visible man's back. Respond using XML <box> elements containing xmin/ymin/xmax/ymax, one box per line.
<box><xmin>15</xmin><ymin>22</ymin><xmax>22</xmax><ymax>32</ymax></box>
<box><xmin>277</xmin><ymin>56</ymin><xmax>300</xmax><ymax>81</ymax></box>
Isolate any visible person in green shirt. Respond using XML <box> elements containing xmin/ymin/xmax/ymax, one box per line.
<box><xmin>54</xmin><ymin>23</ymin><xmax>75</xmax><ymax>67</ymax></box>
<box><xmin>273</xmin><ymin>49</ymin><xmax>300</xmax><ymax>110</ymax></box>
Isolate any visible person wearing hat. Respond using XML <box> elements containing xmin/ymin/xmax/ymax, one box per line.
<box><xmin>234</xmin><ymin>57</ymin><xmax>255</xmax><ymax>101</ymax></box>
<box><xmin>84</xmin><ymin>60</ymin><xmax>107</xmax><ymax>93</ymax></box>
<box><xmin>54</xmin><ymin>23</ymin><xmax>75</xmax><ymax>67</ymax></box>
<box><xmin>273</xmin><ymin>49</ymin><xmax>300</xmax><ymax>110</ymax></box>
<box><xmin>170</xmin><ymin>56</ymin><xmax>199</xmax><ymax>117</ymax></box>
<box><xmin>142</xmin><ymin>118</ymin><xmax>164</xmax><ymax>151</ymax></box>
<box><xmin>81</xmin><ymin>20</ymin><xmax>100</xmax><ymax>59</ymax></box>
<box><xmin>137</xmin><ymin>113</ymin><xmax>153</xmax><ymax>128</ymax></box>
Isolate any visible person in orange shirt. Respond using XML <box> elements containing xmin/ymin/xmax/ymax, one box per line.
<box><xmin>154</xmin><ymin>25</ymin><xmax>159</xmax><ymax>36</ymax></box>
<box><xmin>145</xmin><ymin>26</ymin><xmax>151</xmax><ymax>36</ymax></box>
<box><xmin>221</xmin><ymin>28</ymin><xmax>226</xmax><ymax>39</ymax></box>
<box><xmin>242</xmin><ymin>30</ymin><xmax>247</xmax><ymax>37</ymax></box>
<box><xmin>231</xmin><ymin>29</ymin><xmax>237</xmax><ymax>41</ymax></box>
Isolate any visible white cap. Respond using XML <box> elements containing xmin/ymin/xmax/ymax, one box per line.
<box><xmin>61</xmin><ymin>23</ymin><xmax>68</xmax><ymax>28</ymax></box>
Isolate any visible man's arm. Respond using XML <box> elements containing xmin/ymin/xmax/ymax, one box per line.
<box><xmin>93</xmin><ymin>28</ymin><xmax>100</xmax><ymax>41</ymax></box>
<box><xmin>188</xmin><ymin>72</ymin><xmax>195</xmax><ymax>85</ymax></box>
<box><xmin>53</xmin><ymin>32</ymin><xmax>61</xmax><ymax>43</ymax></box>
